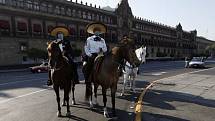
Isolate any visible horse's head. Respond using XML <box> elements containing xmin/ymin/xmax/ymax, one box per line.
<box><xmin>47</xmin><ymin>41</ymin><xmax>62</xmax><ymax>69</ymax></box>
<box><xmin>135</xmin><ymin>45</ymin><xmax>147</xmax><ymax>63</ymax></box>
<box><xmin>118</xmin><ymin>38</ymin><xmax>141</xmax><ymax>67</ymax></box>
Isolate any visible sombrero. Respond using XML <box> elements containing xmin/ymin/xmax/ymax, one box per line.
<box><xmin>50</xmin><ymin>26</ymin><xmax>69</xmax><ymax>37</ymax></box>
<box><xmin>86</xmin><ymin>22</ymin><xmax>107</xmax><ymax>34</ymax></box>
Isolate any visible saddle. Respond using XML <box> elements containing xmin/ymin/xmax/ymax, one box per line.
<box><xmin>93</xmin><ymin>54</ymin><xmax>105</xmax><ymax>79</ymax></box>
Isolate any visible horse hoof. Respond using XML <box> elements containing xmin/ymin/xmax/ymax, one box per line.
<box><xmin>62</xmin><ymin>102</ymin><xmax>66</xmax><ymax>106</ymax></box>
<box><xmin>90</xmin><ymin>104</ymin><xmax>94</xmax><ymax>109</ymax></box>
<box><xmin>89</xmin><ymin>101</ymin><xmax>93</xmax><ymax>108</ymax></box>
<box><xmin>104</xmin><ymin>111</ymin><xmax>109</xmax><ymax>118</ymax></box>
<box><xmin>57</xmin><ymin>112</ymin><xmax>62</xmax><ymax>117</ymax></box>
<box><xmin>120</xmin><ymin>93</ymin><xmax>124</xmax><ymax>96</ymax></box>
<box><xmin>66</xmin><ymin>112</ymin><xmax>71</xmax><ymax>117</ymax></box>
<box><xmin>71</xmin><ymin>100</ymin><xmax>76</xmax><ymax>105</ymax></box>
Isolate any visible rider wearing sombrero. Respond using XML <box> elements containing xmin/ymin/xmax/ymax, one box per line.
<box><xmin>47</xmin><ymin>27</ymin><xmax>79</xmax><ymax>86</ymax></box>
<box><xmin>83</xmin><ymin>22</ymin><xmax>107</xmax><ymax>83</ymax></box>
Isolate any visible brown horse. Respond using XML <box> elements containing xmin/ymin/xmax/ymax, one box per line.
<box><xmin>47</xmin><ymin>41</ymin><xmax>76</xmax><ymax>117</ymax></box>
<box><xmin>85</xmin><ymin>38</ymin><xmax>141</xmax><ymax>117</ymax></box>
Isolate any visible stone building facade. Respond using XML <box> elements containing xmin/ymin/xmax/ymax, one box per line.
<box><xmin>0</xmin><ymin>0</ymin><xmax>213</xmax><ymax>66</ymax></box>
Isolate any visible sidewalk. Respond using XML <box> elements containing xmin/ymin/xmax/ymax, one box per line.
<box><xmin>142</xmin><ymin>68</ymin><xmax>215</xmax><ymax>121</ymax></box>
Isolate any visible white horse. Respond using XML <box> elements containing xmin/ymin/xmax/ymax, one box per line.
<box><xmin>121</xmin><ymin>46</ymin><xmax>146</xmax><ymax>96</ymax></box>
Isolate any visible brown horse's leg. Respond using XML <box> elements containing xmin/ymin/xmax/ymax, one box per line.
<box><xmin>54</xmin><ymin>85</ymin><xmax>61</xmax><ymax>117</ymax></box>
<box><xmin>111</xmin><ymin>86</ymin><xmax>117</xmax><ymax>117</ymax></box>
<box><xmin>93</xmin><ymin>83</ymin><xmax>99</xmax><ymax>105</ymax></box>
<box><xmin>64</xmin><ymin>87</ymin><xmax>70</xmax><ymax>116</ymax></box>
<box><xmin>102</xmin><ymin>88</ymin><xmax>109</xmax><ymax>117</ymax></box>
<box><xmin>71</xmin><ymin>83</ymin><xmax>76</xmax><ymax>105</ymax></box>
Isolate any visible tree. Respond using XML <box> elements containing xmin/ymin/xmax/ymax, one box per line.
<box><xmin>205</xmin><ymin>43</ymin><xmax>215</xmax><ymax>57</ymax></box>
<box><xmin>26</xmin><ymin>48</ymin><xmax>48</xmax><ymax>61</ymax></box>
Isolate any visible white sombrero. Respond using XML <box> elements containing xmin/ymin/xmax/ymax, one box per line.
<box><xmin>86</xmin><ymin>22</ymin><xmax>107</xmax><ymax>34</ymax></box>
<box><xmin>50</xmin><ymin>26</ymin><xmax>70</xmax><ymax>37</ymax></box>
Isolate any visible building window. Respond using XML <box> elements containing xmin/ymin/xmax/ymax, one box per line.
<box><xmin>67</xmin><ymin>8</ymin><xmax>71</xmax><ymax>16</ymax></box>
<box><xmin>72</xmin><ymin>9</ymin><xmax>76</xmax><ymax>17</ymax></box>
<box><xmin>0</xmin><ymin>20</ymin><xmax>10</xmax><ymax>30</ymax></box>
<box><xmin>82</xmin><ymin>11</ymin><xmax>86</xmax><ymax>19</ymax></box>
<box><xmin>33</xmin><ymin>1</ymin><xmax>39</xmax><ymax>11</ymax></box>
<box><xmin>26</xmin><ymin>0</ymin><xmax>33</xmax><ymax>9</ymax></box>
<box><xmin>20</xmin><ymin>43</ymin><xmax>27</xmax><ymax>52</ymax></box>
<box><xmin>87</xmin><ymin>13</ymin><xmax>92</xmax><ymax>20</ymax></box>
<box><xmin>17</xmin><ymin>0</ymin><xmax>24</xmax><ymax>8</ymax></box>
<box><xmin>104</xmin><ymin>16</ymin><xmax>107</xmax><ymax>23</ymax></box>
<box><xmin>96</xmin><ymin>14</ymin><xmax>99</xmax><ymax>21</ymax></box>
<box><xmin>40</xmin><ymin>3</ymin><xmax>47</xmax><ymax>12</ymax></box>
<box><xmin>33</xmin><ymin>24</ymin><xmax>42</xmax><ymax>33</ymax></box>
<box><xmin>78</xmin><ymin>10</ymin><xmax>82</xmax><ymax>18</ymax></box>
<box><xmin>79</xmin><ymin>29</ymin><xmax>85</xmax><ymax>36</ymax></box>
<box><xmin>47</xmin><ymin>25</ymin><xmax>54</xmax><ymax>33</ymax></box>
<box><xmin>17</xmin><ymin>22</ymin><xmax>27</xmax><ymax>32</ymax></box>
<box><xmin>55</xmin><ymin>6</ymin><xmax>60</xmax><ymax>14</ymax></box>
<box><xmin>0</xmin><ymin>0</ymin><xmax>6</xmax><ymax>4</ymax></box>
<box><xmin>0</xmin><ymin>20</ymin><xmax>10</xmax><ymax>36</ymax></box>
<box><xmin>61</xmin><ymin>7</ymin><xmax>65</xmax><ymax>15</ymax></box>
<box><xmin>48</xmin><ymin>4</ymin><xmax>53</xmax><ymax>13</ymax></box>
<box><xmin>69</xmin><ymin>26</ymin><xmax>76</xmax><ymax>35</ymax></box>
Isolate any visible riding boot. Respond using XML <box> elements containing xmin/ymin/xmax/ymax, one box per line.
<box><xmin>47</xmin><ymin>70</ymin><xmax>53</xmax><ymax>86</ymax></box>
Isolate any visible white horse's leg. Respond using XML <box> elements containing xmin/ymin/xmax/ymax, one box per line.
<box><xmin>89</xmin><ymin>99</ymin><xmax>93</xmax><ymax>108</ymax></box>
<box><xmin>121</xmin><ymin>73</ymin><xmax>128</xmax><ymax>96</ymax></box>
<box><xmin>103</xmin><ymin>107</ymin><xmax>109</xmax><ymax>118</ymax></box>
<box><xmin>132</xmin><ymin>75</ymin><xmax>136</xmax><ymax>93</ymax></box>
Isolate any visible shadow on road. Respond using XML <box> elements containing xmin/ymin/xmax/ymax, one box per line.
<box><xmin>142</xmin><ymin>112</ymin><xmax>189</xmax><ymax>121</ymax></box>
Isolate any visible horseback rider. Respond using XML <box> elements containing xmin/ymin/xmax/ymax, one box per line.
<box><xmin>47</xmin><ymin>27</ymin><xmax>79</xmax><ymax>86</ymax></box>
<box><xmin>82</xmin><ymin>22</ymin><xmax>107</xmax><ymax>83</ymax></box>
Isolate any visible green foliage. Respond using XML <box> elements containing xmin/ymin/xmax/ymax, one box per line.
<box><xmin>156</xmin><ymin>52</ymin><xmax>167</xmax><ymax>57</ymax></box>
<box><xmin>205</xmin><ymin>43</ymin><xmax>215</xmax><ymax>57</ymax></box>
<box><xmin>26</xmin><ymin>48</ymin><xmax>47</xmax><ymax>60</ymax></box>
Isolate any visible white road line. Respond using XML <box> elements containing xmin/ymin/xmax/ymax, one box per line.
<box><xmin>152</xmin><ymin>67</ymin><xmax>215</xmax><ymax>84</ymax></box>
<box><xmin>0</xmin><ymin>88</ymin><xmax>49</xmax><ymax>104</ymax></box>
<box><xmin>0</xmin><ymin>77</ymin><xmax>47</xmax><ymax>86</ymax></box>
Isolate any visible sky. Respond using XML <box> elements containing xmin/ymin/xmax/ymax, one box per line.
<box><xmin>71</xmin><ymin>0</ymin><xmax>215</xmax><ymax>41</ymax></box>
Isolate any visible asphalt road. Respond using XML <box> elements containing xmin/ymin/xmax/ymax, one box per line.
<box><xmin>0</xmin><ymin>60</ymin><xmax>215</xmax><ymax>121</ymax></box>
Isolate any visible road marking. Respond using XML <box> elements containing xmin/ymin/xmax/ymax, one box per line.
<box><xmin>134</xmin><ymin>67</ymin><xmax>215</xmax><ymax>121</ymax></box>
<box><xmin>0</xmin><ymin>88</ymin><xmax>49</xmax><ymax>104</ymax></box>
<box><xmin>0</xmin><ymin>77</ymin><xmax>47</xmax><ymax>86</ymax></box>
<box><xmin>151</xmin><ymin>72</ymin><xmax>167</xmax><ymax>76</ymax></box>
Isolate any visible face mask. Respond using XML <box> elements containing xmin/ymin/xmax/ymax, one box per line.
<box><xmin>94</xmin><ymin>31</ymin><xmax>101</xmax><ymax>36</ymax></box>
